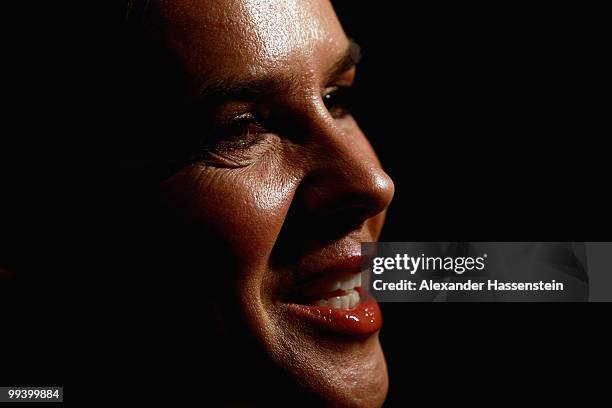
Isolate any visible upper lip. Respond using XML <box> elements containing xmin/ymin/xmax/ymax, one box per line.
<box><xmin>281</xmin><ymin>253</ymin><xmax>362</xmax><ymax>304</ymax></box>
<box><xmin>293</xmin><ymin>254</ymin><xmax>361</xmax><ymax>287</ymax></box>
<box><xmin>274</xmin><ymin>231</ymin><xmax>371</xmax><ymax>300</ymax></box>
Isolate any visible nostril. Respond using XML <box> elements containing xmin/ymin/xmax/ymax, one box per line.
<box><xmin>314</xmin><ymin>195</ymin><xmax>391</xmax><ymax>241</ymax></box>
<box><xmin>342</xmin><ymin>167</ymin><xmax>394</xmax><ymax>221</ymax></box>
<box><xmin>329</xmin><ymin>205</ymin><xmax>371</xmax><ymax>231</ymax></box>
<box><xmin>298</xmin><ymin>164</ymin><xmax>395</xmax><ymax>235</ymax></box>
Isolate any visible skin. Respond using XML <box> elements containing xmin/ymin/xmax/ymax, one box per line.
<box><xmin>128</xmin><ymin>0</ymin><xmax>394</xmax><ymax>406</ymax></box>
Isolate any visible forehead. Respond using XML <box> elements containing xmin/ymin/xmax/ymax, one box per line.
<box><xmin>145</xmin><ymin>0</ymin><xmax>348</xmax><ymax>91</ymax></box>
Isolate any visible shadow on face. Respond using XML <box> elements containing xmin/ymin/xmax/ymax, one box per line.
<box><xmin>120</xmin><ymin>1</ymin><xmax>394</xmax><ymax>406</ymax></box>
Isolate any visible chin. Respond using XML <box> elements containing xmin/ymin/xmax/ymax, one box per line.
<box><xmin>273</xmin><ymin>332</ymin><xmax>389</xmax><ymax>408</ymax></box>
<box><xmin>312</xmin><ymin>336</ymin><xmax>388</xmax><ymax>408</ymax></box>
<box><xmin>237</xmin><ymin>269</ymin><xmax>389</xmax><ymax>407</ymax></box>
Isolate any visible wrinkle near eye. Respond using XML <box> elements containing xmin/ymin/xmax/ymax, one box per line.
<box><xmin>198</xmin><ymin>134</ymin><xmax>283</xmax><ymax>169</ymax></box>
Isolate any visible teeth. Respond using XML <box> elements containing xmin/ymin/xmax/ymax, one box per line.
<box><xmin>327</xmin><ymin>273</ymin><xmax>362</xmax><ymax>294</ymax></box>
<box><xmin>339</xmin><ymin>273</ymin><xmax>362</xmax><ymax>291</ymax></box>
<box><xmin>328</xmin><ymin>297</ymin><xmax>341</xmax><ymax>309</ymax></box>
<box><xmin>303</xmin><ymin>273</ymin><xmax>363</xmax><ymax>310</ymax></box>
<box><xmin>313</xmin><ymin>299</ymin><xmax>329</xmax><ymax>307</ymax></box>
<box><xmin>339</xmin><ymin>278</ymin><xmax>353</xmax><ymax>291</ymax></box>
<box><xmin>348</xmin><ymin>290</ymin><xmax>359</xmax><ymax>309</ymax></box>
<box><xmin>310</xmin><ymin>289</ymin><xmax>360</xmax><ymax>310</ymax></box>
<box><xmin>340</xmin><ymin>295</ymin><xmax>350</xmax><ymax>309</ymax></box>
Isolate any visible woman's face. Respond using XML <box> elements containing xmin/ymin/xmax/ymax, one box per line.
<box><xmin>139</xmin><ymin>0</ymin><xmax>394</xmax><ymax>406</ymax></box>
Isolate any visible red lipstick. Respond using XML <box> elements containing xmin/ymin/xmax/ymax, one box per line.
<box><xmin>285</xmin><ymin>296</ymin><xmax>382</xmax><ymax>337</ymax></box>
<box><xmin>282</xmin><ymin>253</ymin><xmax>382</xmax><ymax>337</ymax></box>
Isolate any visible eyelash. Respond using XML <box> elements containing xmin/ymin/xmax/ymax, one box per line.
<box><xmin>209</xmin><ymin>113</ymin><xmax>266</xmax><ymax>150</ymax></box>
<box><xmin>203</xmin><ymin>85</ymin><xmax>354</xmax><ymax>153</ymax></box>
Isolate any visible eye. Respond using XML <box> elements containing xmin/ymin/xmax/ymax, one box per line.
<box><xmin>207</xmin><ymin>113</ymin><xmax>266</xmax><ymax>151</ymax></box>
<box><xmin>323</xmin><ymin>86</ymin><xmax>354</xmax><ymax>119</ymax></box>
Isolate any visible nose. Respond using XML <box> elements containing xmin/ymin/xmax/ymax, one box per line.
<box><xmin>297</xmin><ymin>118</ymin><xmax>395</xmax><ymax>239</ymax></box>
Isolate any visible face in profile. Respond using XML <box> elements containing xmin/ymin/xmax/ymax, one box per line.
<box><xmin>125</xmin><ymin>0</ymin><xmax>394</xmax><ymax>406</ymax></box>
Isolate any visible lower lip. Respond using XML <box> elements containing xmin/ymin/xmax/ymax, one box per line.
<box><xmin>284</xmin><ymin>298</ymin><xmax>382</xmax><ymax>337</ymax></box>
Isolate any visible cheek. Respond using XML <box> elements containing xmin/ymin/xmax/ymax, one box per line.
<box><xmin>160</xmin><ymin>161</ymin><xmax>299</xmax><ymax>271</ymax></box>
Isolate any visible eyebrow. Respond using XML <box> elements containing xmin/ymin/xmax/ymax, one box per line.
<box><xmin>198</xmin><ymin>39</ymin><xmax>362</xmax><ymax>103</ymax></box>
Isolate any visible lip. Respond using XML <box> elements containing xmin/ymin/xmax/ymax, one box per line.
<box><xmin>283</xmin><ymin>291</ymin><xmax>382</xmax><ymax>337</ymax></box>
<box><xmin>279</xmin><ymin>253</ymin><xmax>382</xmax><ymax>337</ymax></box>
<box><xmin>293</xmin><ymin>253</ymin><xmax>363</xmax><ymax>287</ymax></box>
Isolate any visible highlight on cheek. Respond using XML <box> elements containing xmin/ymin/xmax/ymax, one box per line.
<box><xmin>250</xmin><ymin>174</ymin><xmax>298</xmax><ymax>213</ymax></box>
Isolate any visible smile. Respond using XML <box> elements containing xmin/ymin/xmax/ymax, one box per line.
<box><xmin>281</xmin><ymin>255</ymin><xmax>383</xmax><ymax>337</ymax></box>
<box><xmin>303</xmin><ymin>272</ymin><xmax>362</xmax><ymax>310</ymax></box>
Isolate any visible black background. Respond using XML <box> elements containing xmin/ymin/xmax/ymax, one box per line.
<box><xmin>331</xmin><ymin>3</ymin><xmax>609</xmax><ymax>406</ymax></box>
<box><xmin>1</xmin><ymin>1</ymin><xmax>609</xmax><ymax>406</ymax></box>
<box><xmin>333</xmin><ymin>2</ymin><xmax>609</xmax><ymax>242</ymax></box>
